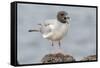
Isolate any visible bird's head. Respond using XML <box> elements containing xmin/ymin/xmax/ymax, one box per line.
<box><xmin>57</xmin><ymin>11</ymin><xmax>70</xmax><ymax>24</ymax></box>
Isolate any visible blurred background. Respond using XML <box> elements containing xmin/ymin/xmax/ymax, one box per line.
<box><xmin>17</xmin><ymin>3</ymin><xmax>96</xmax><ymax>64</ymax></box>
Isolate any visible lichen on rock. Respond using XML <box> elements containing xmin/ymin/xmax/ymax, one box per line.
<box><xmin>41</xmin><ymin>53</ymin><xmax>75</xmax><ymax>63</ymax></box>
<box><xmin>80</xmin><ymin>55</ymin><xmax>96</xmax><ymax>61</ymax></box>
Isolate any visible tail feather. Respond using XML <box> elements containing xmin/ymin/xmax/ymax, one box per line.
<box><xmin>28</xmin><ymin>29</ymin><xmax>40</xmax><ymax>32</ymax></box>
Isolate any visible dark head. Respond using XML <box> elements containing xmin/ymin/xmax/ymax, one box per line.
<box><xmin>57</xmin><ymin>11</ymin><xmax>70</xmax><ymax>24</ymax></box>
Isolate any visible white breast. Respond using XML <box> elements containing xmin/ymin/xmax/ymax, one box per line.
<box><xmin>42</xmin><ymin>19</ymin><xmax>69</xmax><ymax>41</ymax></box>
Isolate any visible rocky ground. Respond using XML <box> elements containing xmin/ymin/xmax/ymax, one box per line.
<box><xmin>41</xmin><ymin>53</ymin><xmax>96</xmax><ymax>63</ymax></box>
<box><xmin>41</xmin><ymin>53</ymin><xmax>75</xmax><ymax>63</ymax></box>
<box><xmin>80</xmin><ymin>55</ymin><xmax>96</xmax><ymax>61</ymax></box>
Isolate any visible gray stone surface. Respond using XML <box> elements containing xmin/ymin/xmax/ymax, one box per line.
<box><xmin>81</xmin><ymin>55</ymin><xmax>96</xmax><ymax>61</ymax></box>
<box><xmin>41</xmin><ymin>53</ymin><xmax>75</xmax><ymax>63</ymax></box>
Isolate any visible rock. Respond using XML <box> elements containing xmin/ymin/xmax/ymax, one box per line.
<box><xmin>81</xmin><ymin>55</ymin><xmax>96</xmax><ymax>61</ymax></box>
<box><xmin>41</xmin><ymin>53</ymin><xmax>75</xmax><ymax>63</ymax></box>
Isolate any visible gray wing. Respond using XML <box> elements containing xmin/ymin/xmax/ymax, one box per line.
<box><xmin>40</xmin><ymin>24</ymin><xmax>52</xmax><ymax>35</ymax></box>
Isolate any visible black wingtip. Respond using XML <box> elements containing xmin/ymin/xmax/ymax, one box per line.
<box><xmin>28</xmin><ymin>30</ymin><xmax>33</xmax><ymax>32</ymax></box>
<box><xmin>28</xmin><ymin>30</ymin><xmax>39</xmax><ymax>32</ymax></box>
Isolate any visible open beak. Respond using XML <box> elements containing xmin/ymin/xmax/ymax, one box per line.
<box><xmin>66</xmin><ymin>16</ymin><xmax>70</xmax><ymax>24</ymax></box>
<box><xmin>66</xmin><ymin>16</ymin><xmax>70</xmax><ymax>19</ymax></box>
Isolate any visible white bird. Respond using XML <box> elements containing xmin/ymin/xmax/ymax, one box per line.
<box><xmin>29</xmin><ymin>11</ymin><xmax>70</xmax><ymax>47</ymax></box>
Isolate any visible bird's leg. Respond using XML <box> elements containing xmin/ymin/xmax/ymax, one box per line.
<box><xmin>58</xmin><ymin>40</ymin><xmax>61</xmax><ymax>48</ymax></box>
<box><xmin>52</xmin><ymin>41</ymin><xmax>54</xmax><ymax>46</ymax></box>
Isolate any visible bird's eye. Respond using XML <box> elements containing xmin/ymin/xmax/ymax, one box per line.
<box><xmin>61</xmin><ymin>14</ymin><xmax>64</xmax><ymax>16</ymax></box>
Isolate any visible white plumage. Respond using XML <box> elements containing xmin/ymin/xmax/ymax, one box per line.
<box><xmin>29</xmin><ymin>11</ymin><xmax>70</xmax><ymax>47</ymax></box>
<box><xmin>41</xmin><ymin>19</ymin><xmax>69</xmax><ymax>41</ymax></box>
